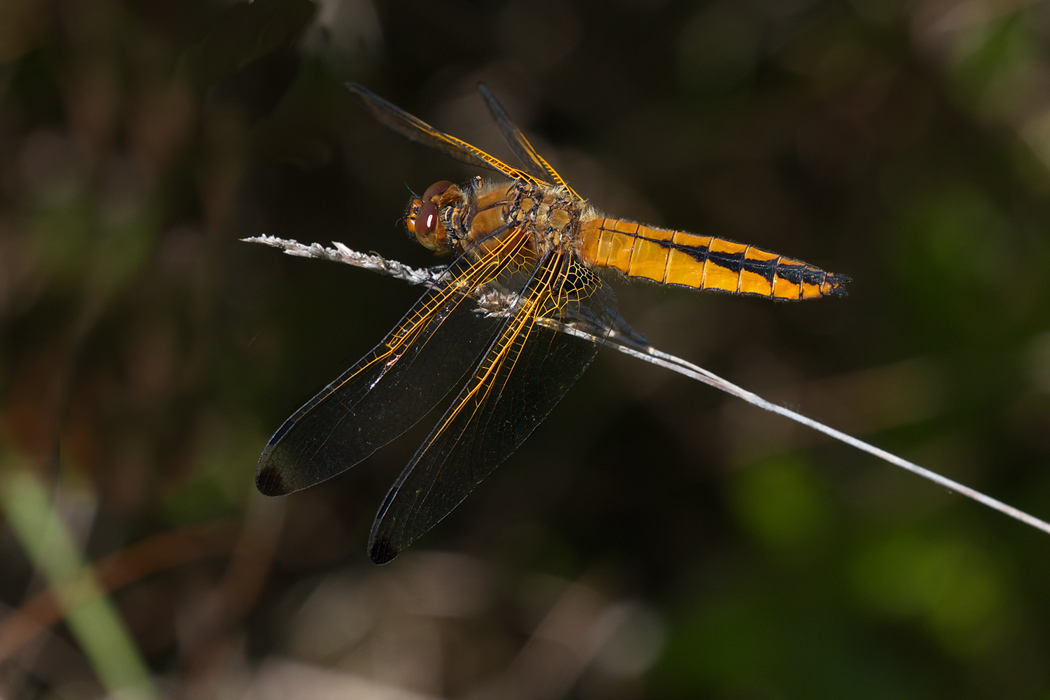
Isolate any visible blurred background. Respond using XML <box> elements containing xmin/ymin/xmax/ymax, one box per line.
<box><xmin>3</xmin><ymin>0</ymin><xmax>1050</xmax><ymax>697</ymax></box>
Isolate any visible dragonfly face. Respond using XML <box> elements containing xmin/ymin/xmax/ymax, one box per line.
<box><xmin>256</xmin><ymin>83</ymin><xmax>850</xmax><ymax>565</ymax></box>
<box><xmin>407</xmin><ymin>180</ymin><xmax>456</xmax><ymax>252</ymax></box>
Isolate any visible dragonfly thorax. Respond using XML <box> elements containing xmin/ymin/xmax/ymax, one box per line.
<box><xmin>458</xmin><ymin>180</ymin><xmax>586</xmax><ymax>262</ymax></box>
<box><xmin>407</xmin><ymin>178</ymin><xmax>586</xmax><ymax>266</ymax></box>
<box><xmin>508</xmin><ymin>182</ymin><xmax>582</xmax><ymax>252</ymax></box>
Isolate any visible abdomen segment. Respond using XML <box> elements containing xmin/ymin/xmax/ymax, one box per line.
<box><xmin>578</xmin><ymin>217</ymin><xmax>849</xmax><ymax>300</ymax></box>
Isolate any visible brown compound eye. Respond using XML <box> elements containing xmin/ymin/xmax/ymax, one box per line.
<box><xmin>423</xmin><ymin>180</ymin><xmax>452</xmax><ymax>202</ymax></box>
<box><xmin>414</xmin><ymin>200</ymin><xmax>439</xmax><ymax>240</ymax></box>
<box><xmin>409</xmin><ymin>180</ymin><xmax>456</xmax><ymax>253</ymax></box>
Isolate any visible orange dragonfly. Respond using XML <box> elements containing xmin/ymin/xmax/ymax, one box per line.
<box><xmin>256</xmin><ymin>83</ymin><xmax>850</xmax><ymax>564</ymax></box>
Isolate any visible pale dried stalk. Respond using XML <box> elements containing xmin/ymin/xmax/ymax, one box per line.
<box><xmin>244</xmin><ymin>235</ymin><xmax>1050</xmax><ymax>537</ymax></box>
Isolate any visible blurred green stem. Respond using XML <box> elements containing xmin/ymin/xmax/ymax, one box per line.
<box><xmin>0</xmin><ymin>467</ymin><xmax>159</xmax><ymax>700</ymax></box>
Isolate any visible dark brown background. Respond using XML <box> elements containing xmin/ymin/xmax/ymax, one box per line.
<box><xmin>3</xmin><ymin>0</ymin><xmax>1050</xmax><ymax>697</ymax></box>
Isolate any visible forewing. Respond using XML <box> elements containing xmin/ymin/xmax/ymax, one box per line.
<box><xmin>256</xmin><ymin>230</ymin><xmax>530</xmax><ymax>496</ymax></box>
<box><xmin>367</xmin><ymin>251</ymin><xmax>617</xmax><ymax>564</ymax></box>
<box><xmin>346</xmin><ymin>83</ymin><xmax>543</xmax><ymax>186</ymax></box>
<box><xmin>477</xmin><ymin>84</ymin><xmax>579</xmax><ymax>200</ymax></box>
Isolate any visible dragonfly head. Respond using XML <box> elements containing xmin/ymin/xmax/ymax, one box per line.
<box><xmin>407</xmin><ymin>180</ymin><xmax>460</xmax><ymax>254</ymax></box>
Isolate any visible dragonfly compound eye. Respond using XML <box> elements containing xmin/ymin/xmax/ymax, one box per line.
<box><xmin>415</xmin><ymin>201</ymin><xmax>438</xmax><ymax>238</ymax></box>
<box><xmin>423</xmin><ymin>180</ymin><xmax>453</xmax><ymax>201</ymax></box>
<box><xmin>413</xmin><ymin>200</ymin><xmax>444</xmax><ymax>251</ymax></box>
<box><xmin>412</xmin><ymin>181</ymin><xmax>454</xmax><ymax>251</ymax></box>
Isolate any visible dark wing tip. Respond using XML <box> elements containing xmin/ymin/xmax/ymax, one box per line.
<box><xmin>256</xmin><ymin>463</ymin><xmax>291</xmax><ymax>496</ymax></box>
<box><xmin>369</xmin><ymin>538</ymin><xmax>400</xmax><ymax>565</ymax></box>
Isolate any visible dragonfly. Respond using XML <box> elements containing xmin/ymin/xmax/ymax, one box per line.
<box><xmin>256</xmin><ymin>83</ymin><xmax>850</xmax><ymax>564</ymax></box>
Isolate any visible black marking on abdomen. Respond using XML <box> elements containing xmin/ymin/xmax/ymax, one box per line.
<box><xmin>611</xmin><ymin>225</ymin><xmax>849</xmax><ymax>295</ymax></box>
<box><xmin>774</xmin><ymin>262</ymin><xmax>804</xmax><ymax>285</ymax></box>
<box><xmin>802</xmin><ymin>267</ymin><xmax>825</xmax><ymax>285</ymax></box>
<box><xmin>664</xmin><ymin>238</ymin><xmax>782</xmax><ymax>284</ymax></box>
<box><xmin>705</xmin><ymin>249</ymin><xmax>744</xmax><ymax>273</ymax></box>
<box><xmin>743</xmin><ymin>256</ymin><xmax>778</xmax><ymax>283</ymax></box>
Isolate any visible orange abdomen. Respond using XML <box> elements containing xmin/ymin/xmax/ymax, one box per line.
<box><xmin>578</xmin><ymin>217</ymin><xmax>849</xmax><ymax>300</ymax></box>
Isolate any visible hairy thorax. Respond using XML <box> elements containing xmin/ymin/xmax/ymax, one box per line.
<box><xmin>455</xmin><ymin>180</ymin><xmax>595</xmax><ymax>264</ymax></box>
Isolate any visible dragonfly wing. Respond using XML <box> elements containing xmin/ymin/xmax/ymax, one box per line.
<box><xmin>346</xmin><ymin>83</ymin><xmax>542</xmax><ymax>186</ymax></box>
<box><xmin>367</xmin><ymin>251</ymin><xmax>617</xmax><ymax>564</ymax></box>
<box><xmin>545</xmin><ymin>298</ymin><xmax>650</xmax><ymax>350</ymax></box>
<box><xmin>477</xmin><ymin>84</ymin><xmax>579</xmax><ymax>199</ymax></box>
<box><xmin>256</xmin><ymin>230</ymin><xmax>530</xmax><ymax>496</ymax></box>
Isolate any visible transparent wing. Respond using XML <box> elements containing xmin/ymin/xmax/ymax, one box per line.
<box><xmin>477</xmin><ymin>83</ymin><xmax>579</xmax><ymax>200</ymax></box>
<box><xmin>346</xmin><ymin>83</ymin><xmax>545</xmax><ymax>187</ymax></box>
<box><xmin>367</xmin><ymin>251</ymin><xmax>617</xmax><ymax>564</ymax></box>
<box><xmin>255</xmin><ymin>228</ymin><xmax>530</xmax><ymax>496</ymax></box>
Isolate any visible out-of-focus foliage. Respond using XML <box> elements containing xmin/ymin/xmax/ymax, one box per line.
<box><xmin>2</xmin><ymin>0</ymin><xmax>1050</xmax><ymax>698</ymax></box>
